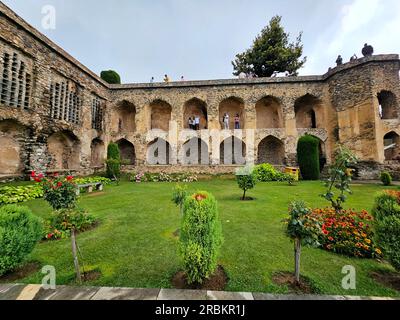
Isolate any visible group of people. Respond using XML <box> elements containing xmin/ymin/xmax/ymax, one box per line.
<box><xmin>150</xmin><ymin>75</ymin><xmax>185</xmax><ymax>84</ymax></box>
<box><xmin>222</xmin><ymin>113</ymin><xmax>241</xmax><ymax>130</ymax></box>
<box><xmin>188</xmin><ymin>116</ymin><xmax>201</xmax><ymax>130</ymax></box>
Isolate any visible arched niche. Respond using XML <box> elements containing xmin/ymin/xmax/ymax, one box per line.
<box><xmin>378</xmin><ymin>91</ymin><xmax>398</xmax><ymax>120</ymax></box>
<box><xmin>219</xmin><ymin>136</ymin><xmax>246</xmax><ymax>165</ymax></box>
<box><xmin>182</xmin><ymin>138</ymin><xmax>209</xmax><ymax>165</ymax></box>
<box><xmin>90</xmin><ymin>138</ymin><xmax>105</xmax><ymax>167</ymax></box>
<box><xmin>115</xmin><ymin>100</ymin><xmax>136</xmax><ymax>133</ymax></box>
<box><xmin>256</xmin><ymin>96</ymin><xmax>283</xmax><ymax>129</ymax></box>
<box><xmin>47</xmin><ymin>131</ymin><xmax>81</xmax><ymax>170</ymax></box>
<box><xmin>150</xmin><ymin>100</ymin><xmax>172</xmax><ymax>131</ymax></box>
<box><xmin>116</xmin><ymin>138</ymin><xmax>136</xmax><ymax>165</ymax></box>
<box><xmin>257</xmin><ymin>136</ymin><xmax>285</xmax><ymax>165</ymax></box>
<box><xmin>295</xmin><ymin>94</ymin><xmax>322</xmax><ymax>129</ymax></box>
<box><xmin>183</xmin><ymin>98</ymin><xmax>208</xmax><ymax>129</ymax></box>
<box><xmin>147</xmin><ymin>138</ymin><xmax>172</xmax><ymax>165</ymax></box>
<box><xmin>219</xmin><ymin>97</ymin><xmax>245</xmax><ymax>130</ymax></box>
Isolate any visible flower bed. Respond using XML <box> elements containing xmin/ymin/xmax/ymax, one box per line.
<box><xmin>310</xmin><ymin>208</ymin><xmax>381</xmax><ymax>258</ymax></box>
<box><xmin>133</xmin><ymin>172</ymin><xmax>198</xmax><ymax>183</ymax></box>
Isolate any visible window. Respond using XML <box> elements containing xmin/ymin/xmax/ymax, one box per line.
<box><xmin>91</xmin><ymin>96</ymin><xmax>104</xmax><ymax>130</ymax></box>
<box><xmin>49</xmin><ymin>80</ymin><xmax>81</xmax><ymax>125</ymax></box>
<box><xmin>0</xmin><ymin>51</ymin><xmax>32</xmax><ymax>109</ymax></box>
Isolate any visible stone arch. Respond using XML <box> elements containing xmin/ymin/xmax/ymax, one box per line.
<box><xmin>378</xmin><ymin>91</ymin><xmax>398</xmax><ymax>119</ymax></box>
<box><xmin>182</xmin><ymin>138</ymin><xmax>209</xmax><ymax>165</ymax></box>
<box><xmin>114</xmin><ymin>100</ymin><xmax>136</xmax><ymax>133</ymax></box>
<box><xmin>257</xmin><ymin>136</ymin><xmax>285</xmax><ymax>165</ymax></box>
<box><xmin>0</xmin><ymin>119</ymin><xmax>29</xmax><ymax>175</ymax></box>
<box><xmin>256</xmin><ymin>96</ymin><xmax>284</xmax><ymax>129</ymax></box>
<box><xmin>147</xmin><ymin>138</ymin><xmax>172</xmax><ymax>165</ymax></box>
<box><xmin>219</xmin><ymin>136</ymin><xmax>246</xmax><ymax>165</ymax></box>
<box><xmin>90</xmin><ymin>138</ymin><xmax>105</xmax><ymax>168</ymax></box>
<box><xmin>383</xmin><ymin>131</ymin><xmax>400</xmax><ymax>161</ymax></box>
<box><xmin>150</xmin><ymin>99</ymin><xmax>172</xmax><ymax>131</ymax></box>
<box><xmin>219</xmin><ymin>97</ymin><xmax>245</xmax><ymax>129</ymax></box>
<box><xmin>116</xmin><ymin>139</ymin><xmax>136</xmax><ymax>165</ymax></box>
<box><xmin>47</xmin><ymin>131</ymin><xmax>81</xmax><ymax>170</ymax></box>
<box><xmin>295</xmin><ymin>94</ymin><xmax>322</xmax><ymax>129</ymax></box>
<box><xmin>183</xmin><ymin>98</ymin><xmax>208</xmax><ymax>129</ymax></box>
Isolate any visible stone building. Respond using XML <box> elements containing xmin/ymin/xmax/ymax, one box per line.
<box><xmin>0</xmin><ymin>2</ymin><xmax>399</xmax><ymax>180</ymax></box>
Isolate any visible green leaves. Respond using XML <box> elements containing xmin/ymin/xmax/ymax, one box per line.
<box><xmin>0</xmin><ymin>185</ymin><xmax>44</xmax><ymax>205</ymax></box>
<box><xmin>232</xmin><ymin>15</ymin><xmax>306</xmax><ymax>77</ymax></box>
<box><xmin>320</xmin><ymin>145</ymin><xmax>357</xmax><ymax>212</ymax></box>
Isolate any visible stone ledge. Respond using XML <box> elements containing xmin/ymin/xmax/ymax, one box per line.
<box><xmin>0</xmin><ymin>284</ymin><xmax>398</xmax><ymax>301</ymax></box>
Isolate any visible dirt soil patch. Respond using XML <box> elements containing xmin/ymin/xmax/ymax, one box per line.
<box><xmin>172</xmin><ymin>265</ymin><xmax>228</xmax><ymax>291</ymax></box>
<box><xmin>0</xmin><ymin>262</ymin><xmax>41</xmax><ymax>282</ymax></box>
<box><xmin>82</xmin><ymin>269</ymin><xmax>102</xmax><ymax>282</ymax></box>
<box><xmin>272</xmin><ymin>271</ymin><xmax>318</xmax><ymax>294</ymax></box>
<box><xmin>371</xmin><ymin>270</ymin><xmax>400</xmax><ymax>292</ymax></box>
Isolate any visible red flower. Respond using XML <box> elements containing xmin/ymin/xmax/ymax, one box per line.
<box><xmin>31</xmin><ymin>171</ymin><xmax>36</xmax><ymax>177</ymax></box>
<box><xmin>34</xmin><ymin>177</ymin><xmax>42</xmax><ymax>183</ymax></box>
<box><xmin>66</xmin><ymin>175</ymin><xmax>73</xmax><ymax>181</ymax></box>
<box><xmin>57</xmin><ymin>182</ymin><xmax>63</xmax><ymax>187</ymax></box>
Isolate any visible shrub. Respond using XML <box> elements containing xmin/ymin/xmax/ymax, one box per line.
<box><xmin>254</xmin><ymin>163</ymin><xmax>282</xmax><ymax>182</ymax></box>
<box><xmin>0</xmin><ymin>205</ymin><xmax>43</xmax><ymax>275</ymax></box>
<box><xmin>380</xmin><ymin>171</ymin><xmax>392</xmax><ymax>186</ymax></box>
<box><xmin>320</xmin><ymin>145</ymin><xmax>357</xmax><ymax>213</ymax></box>
<box><xmin>297</xmin><ymin>135</ymin><xmax>320</xmax><ymax>180</ymax></box>
<box><xmin>106</xmin><ymin>159</ymin><xmax>121</xmax><ymax>179</ymax></box>
<box><xmin>172</xmin><ymin>184</ymin><xmax>189</xmax><ymax>215</ymax></box>
<box><xmin>279</xmin><ymin>172</ymin><xmax>297</xmax><ymax>185</ymax></box>
<box><xmin>236</xmin><ymin>166</ymin><xmax>257</xmax><ymax>200</ymax></box>
<box><xmin>286</xmin><ymin>201</ymin><xmax>321</xmax><ymax>282</ymax></box>
<box><xmin>372</xmin><ymin>192</ymin><xmax>400</xmax><ymax>270</ymax></box>
<box><xmin>179</xmin><ymin>191</ymin><xmax>223</xmax><ymax>284</ymax></box>
<box><xmin>37</xmin><ymin>173</ymin><xmax>77</xmax><ymax>210</ymax></box>
<box><xmin>43</xmin><ymin>208</ymin><xmax>97</xmax><ymax>241</ymax></box>
<box><xmin>310</xmin><ymin>208</ymin><xmax>380</xmax><ymax>258</ymax></box>
<box><xmin>0</xmin><ymin>184</ymin><xmax>43</xmax><ymax>205</ymax></box>
<box><xmin>106</xmin><ymin>143</ymin><xmax>121</xmax><ymax>179</ymax></box>
<box><xmin>134</xmin><ymin>172</ymin><xmax>198</xmax><ymax>183</ymax></box>
<box><xmin>74</xmin><ymin>177</ymin><xmax>112</xmax><ymax>185</ymax></box>
<box><xmin>100</xmin><ymin>70</ymin><xmax>121</xmax><ymax>84</ymax></box>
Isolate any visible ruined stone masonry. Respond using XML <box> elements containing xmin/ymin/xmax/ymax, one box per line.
<box><xmin>0</xmin><ymin>2</ymin><xmax>399</xmax><ymax>179</ymax></box>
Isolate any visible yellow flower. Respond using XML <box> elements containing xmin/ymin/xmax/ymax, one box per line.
<box><xmin>375</xmin><ymin>248</ymin><xmax>382</xmax><ymax>255</ymax></box>
<box><xmin>365</xmin><ymin>239</ymin><xmax>371</xmax><ymax>244</ymax></box>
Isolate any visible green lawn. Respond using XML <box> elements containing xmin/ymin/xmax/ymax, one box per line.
<box><xmin>5</xmin><ymin>178</ymin><xmax>400</xmax><ymax>297</ymax></box>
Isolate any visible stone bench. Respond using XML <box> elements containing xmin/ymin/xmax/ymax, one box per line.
<box><xmin>76</xmin><ymin>182</ymin><xmax>103</xmax><ymax>196</ymax></box>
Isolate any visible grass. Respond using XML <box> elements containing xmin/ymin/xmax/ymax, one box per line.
<box><xmin>5</xmin><ymin>178</ymin><xmax>400</xmax><ymax>297</ymax></box>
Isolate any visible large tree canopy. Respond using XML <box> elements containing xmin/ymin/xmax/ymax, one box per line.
<box><xmin>232</xmin><ymin>16</ymin><xmax>306</xmax><ymax>78</ymax></box>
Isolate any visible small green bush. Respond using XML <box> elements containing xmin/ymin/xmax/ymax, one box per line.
<box><xmin>372</xmin><ymin>192</ymin><xmax>400</xmax><ymax>271</ymax></box>
<box><xmin>297</xmin><ymin>135</ymin><xmax>320</xmax><ymax>180</ymax></box>
<box><xmin>179</xmin><ymin>191</ymin><xmax>223</xmax><ymax>284</ymax></box>
<box><xmin>380</xmin><ymin>171</ymin><xmax>392</xmax><ymax>186</ymax></box>
<box><xmin>100</xmin><ymin>70</ymin><xmax>121</xmax><ymax>84</ymax></box>
<box><xmin>236</xmin><ymin>166</ymin><xmax>257</xmax><ymax>200</ymax></box>
<box><xmin>0</xmin><ymin>205</ymin><xmax>43</xmax><ymax>275</ymax></box>
<box><xmin>254</xmin><ymin>163</ymin><xmax>282</xmax><ymax>182</ymax></box>
<box><xmin>106</xmin><ymin>159</ymin><xmax>121</xmax><ymax>179</ymax></box>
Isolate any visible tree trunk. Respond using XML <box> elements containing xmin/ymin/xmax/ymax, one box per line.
<box><xmin>71</xmin><ymin>228</ymin><xmax>81</xmax><ymax>283</ymax></box>
<box><xmin>294</xmin><ymin>238</ymin><xmax>301</xmax><ymax>284</ymax></box>
<box><xmin>242</xmin><ymin>189</ymin><xmax>246</xmax><ymax>201</ymax></box>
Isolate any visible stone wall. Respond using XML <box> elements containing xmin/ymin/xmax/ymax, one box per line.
<box><xmin>0</xmin><ymin>2</ymin><xmax>399</xmax><ymax>180</ymax></box>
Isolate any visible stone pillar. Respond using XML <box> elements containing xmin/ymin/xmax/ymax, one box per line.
<box><xmin>282</xmin><ymin>97</ymin><xmax>297</xmax><ymax>165</ymax></box>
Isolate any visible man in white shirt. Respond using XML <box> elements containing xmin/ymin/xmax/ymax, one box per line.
<box><xmin>195</xmin><ymin>116</ymin><xmax>200</xmax><ymax>130</ymax></box>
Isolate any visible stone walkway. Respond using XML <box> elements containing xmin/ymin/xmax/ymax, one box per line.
<box><xmin>0</xmin><ymin>284</ymin><xmax>397</xmax><ymax>300</ymax></box>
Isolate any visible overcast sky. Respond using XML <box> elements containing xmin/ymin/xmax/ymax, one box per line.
<box><xmin>2</xmin><ymin>0</ymin><xmax>400</xmax><ymax>83</ymax></box>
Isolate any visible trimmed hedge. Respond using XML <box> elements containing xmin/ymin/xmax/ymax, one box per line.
<box><xmin>100</xmin><ymin>70</ymin><xmax>121</xmax><ymax>84</ymax></box>
<box><xmin>0</xmin><ymin>205</ymin><xmax>43</xmax><ymax>275</ymax></box>
<box><xmin>179</xmin><ymin>191</ymin><xmax>223</xmax><ymax>284</ymax></box>
<box><xmin>107</xmin><ymin>143</ymin><xmax>121</xmax><ymax>179</ymax></box>
<box><xmin>372</xmin><ymin>192</ymin><xmax>400</xmax><ymax>270</ymax></box>
<box><xmin>297</xmin><ymin>135</ymin><xmax>320</xmax><ymax>180</ymax></box>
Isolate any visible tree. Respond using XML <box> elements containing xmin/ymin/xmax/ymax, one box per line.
<box><xmin>100</xmin><ymin>70</ymin><xmax>121</xmax><ymax>84</ymax></box>
<box><xmin>106</xmin><ymin>143</ymin><xmax>121</xmax><ymax>180</ymax></box>
<box><xmin>172</xmin><ymin>184</ymin><xmax>189</xmax><ymax>216</ymax></box>
<box><xmin>236</xmin><ymin>165</ymin><xmax>257</xmax><ymax>200</ymax></box>
<box><xmin>297</xmin><ymin>135</ymin><xmax>320</xmax><ymax>180</ymax></box>
<box><xmin>286</xmin><ymin>201</ymin><xmax>321</xmax><ymax>283</ymax></box>
<box><xmin>232</xmin><ymin>16</ymin><xmax>306</xmax><ymax>78</ymax></box>
<box><xmin>320</xmin><ymin>145</ymin><xmax>357</xmax><ymax>213</ymax></box>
